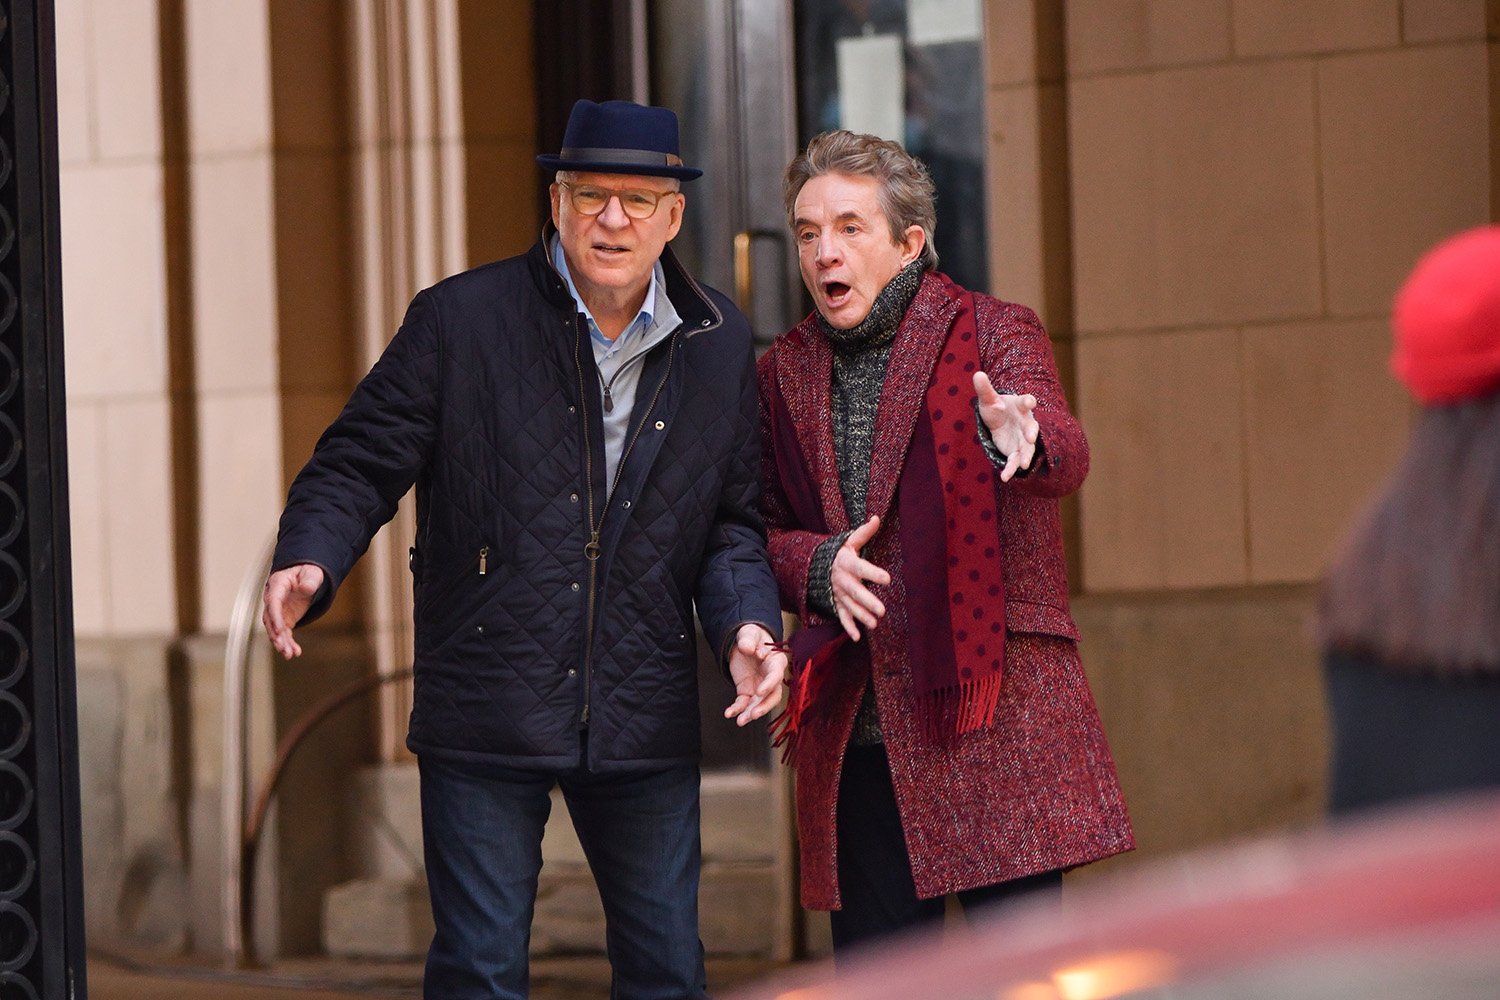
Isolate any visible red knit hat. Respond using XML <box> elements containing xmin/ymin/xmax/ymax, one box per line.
<box><xmin>1391</xmin><ymin>225</ymin><xmax>1500</xmax><ymax>405</ymax></box>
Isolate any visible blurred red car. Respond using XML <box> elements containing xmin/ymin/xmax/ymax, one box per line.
<box><xmin>730</xmin><ymin>794</ymin><xmax>1500</xmax><ymax>1000</ymax></box>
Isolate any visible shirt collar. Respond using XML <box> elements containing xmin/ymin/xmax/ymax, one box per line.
<box><xmin>551</xmin><ymin>236</ymin><xmax>666</xmax><ymax>346</ymax></box>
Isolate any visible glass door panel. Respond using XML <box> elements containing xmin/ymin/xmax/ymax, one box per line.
<box><xmin>651</xmin><ymin>0</ymin><xmax>803</xmax><ymax>346</ymax></box>
<box><xmin>793</xmin><ymin>0</ymin><xmax>989</xmax><ymax>292</ymax></box>
<box><xmin>648</xmin><ymin>0</ymin><xmax>800</xmax><ymax>769</ymax></box>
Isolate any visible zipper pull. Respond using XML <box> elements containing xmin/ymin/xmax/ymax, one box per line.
<box><xmin>580</xmin><ymin>704</ymin><xmax>590</xmax><ymax>725</ymax></box>
<box><xmin>478</xmin><ymin>546</ymin><xmax>489</xmax><ymax>576</ymax></box>
<box><xmin>584</xmin><ymin>532</ymin><xmax>601</xmax><ymax>561</ymax></box>
<box><xmin>602</xmin><ymin>383</ymin><xmax>613</xmax><ymax>413</ymax></box>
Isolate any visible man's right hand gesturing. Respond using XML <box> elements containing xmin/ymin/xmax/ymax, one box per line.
<box><xmin>261</xmin><ymin>563</ymin><xmax>325</xmax><ymax>660</ymax></box>
<box><xmin>830</xmin><ymin>515</ymin><xmax>891</xmax><ymax>642</ymax></box>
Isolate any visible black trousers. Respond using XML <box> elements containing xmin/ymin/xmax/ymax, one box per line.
<box><xmin>830</xmin><ymin>742</ymin><xmax>1062</xmax><ymax>959</ymax></box>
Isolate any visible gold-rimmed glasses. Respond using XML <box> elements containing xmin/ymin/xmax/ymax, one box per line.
<box><xmin>557</xmin><ymin>181</ymin><xmax>678</xmax><ymax>220</ymax></box>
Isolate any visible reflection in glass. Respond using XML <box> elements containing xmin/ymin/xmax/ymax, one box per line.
<box><xmin>795</xmin><ymin>0</ymin><xmax>989</xmax><ymax>292</ymax></box>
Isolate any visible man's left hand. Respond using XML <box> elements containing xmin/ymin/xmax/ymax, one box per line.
<box><xmin>974</xmin><ymin>371</ymin><xmax>1039</xmax><ymax>482</ymax></box>
<box><xmin>724</xmin><ymin>623</ymin><xmax>787</xmax><ymax>727</ymax></box>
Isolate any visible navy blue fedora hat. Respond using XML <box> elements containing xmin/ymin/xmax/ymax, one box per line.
<box><xmin>537</xmin><ymin>99</ymin><xmax>702</xmax><ymax>181</ymax></box>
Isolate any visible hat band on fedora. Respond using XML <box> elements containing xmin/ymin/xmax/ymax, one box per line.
<box><xmin>560</xmin><ymin>146</ymin><xmax>684</xmax><ymax>167</ymax></box>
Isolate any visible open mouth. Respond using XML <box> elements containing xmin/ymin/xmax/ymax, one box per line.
<box><xmin>593</xmin><ymin>243</ymin><xmax>630</xmax><ymax>256</ymax></box>
<box><xmin>823</xmin><ymin>281</ymin><xmax>852</xmax><ymax>305</ymax></box>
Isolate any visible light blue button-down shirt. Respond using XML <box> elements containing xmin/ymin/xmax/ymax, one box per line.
<box><xmin>552</xmin><ymin>238</ymin><xmax>682</xmax><ymax>491</ymax></box>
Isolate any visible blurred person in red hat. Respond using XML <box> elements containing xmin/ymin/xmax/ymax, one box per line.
<box><xmin>1320</xmin><ymin>224</ymin><xmax>1500</xmax><ymax>814</ymax></box>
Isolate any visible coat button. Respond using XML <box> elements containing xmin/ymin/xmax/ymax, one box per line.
<box><xmin>476</xmin><ymin>625</ymin><xmax>485</xmax><ymax>635</ymax></box>
<box><xmin>568</xmin><ymin>668</ymin><xmax>577</xmax><ymax>676</ymax></box>
<box><xmin>568</xmin><ymin>405</ymin><xmax>576</xmax><ymax>413</ymax></box>
<box><xmin>622</xmin><ymin>499</ymin><xmax>631</xmax><ymax>509</ymax></box>
<box><xmin>571</xmin><ymin>582</ymin><xmax>580</xmax><ymax>591</ymax></box>
<box><xmin>654</xmin><ymin>420</ymin><xmax>665</xmax><ymax>430</ymax></box>
<box><xmin>569</xmin><ymin>492</ymin><xmax>579</xmax><ymax>503</ymax></box>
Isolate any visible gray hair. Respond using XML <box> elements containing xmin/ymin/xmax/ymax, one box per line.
<box><xmin>783</xmin><ymin>130</ymin><xmax>939</xmax><ymax>271</ymax></box>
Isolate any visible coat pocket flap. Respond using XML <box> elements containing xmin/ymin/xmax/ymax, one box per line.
<box><xmin>1005</xmin><ymin>599</ymin><xmax>1081</xmax><ymax>640</ymax></box>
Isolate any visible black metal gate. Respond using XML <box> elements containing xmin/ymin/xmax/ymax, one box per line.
<box><xmin>0</xmin><ymin>1</ymin><xmax>87</xmax><ymax>997</ymax></box>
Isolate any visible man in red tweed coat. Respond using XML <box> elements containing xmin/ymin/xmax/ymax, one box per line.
<box><xmin>759</xmin><ymin>130</ymin><xmax>1133</xmax><ymax>957</ymax></box>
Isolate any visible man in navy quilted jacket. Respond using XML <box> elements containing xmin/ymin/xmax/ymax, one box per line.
<box><xmin>261</xmin><ymin>100</ymin><xmax>786</xmax><ymax>1000</ymax></box>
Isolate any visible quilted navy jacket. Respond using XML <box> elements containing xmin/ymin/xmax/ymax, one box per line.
<box><xmin>272</xmin><ymin>230</ymin><xmax>782</xmax><ymax>772</ymax></box>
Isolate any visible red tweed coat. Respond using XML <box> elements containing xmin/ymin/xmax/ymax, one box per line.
<box><xmin>757</xmin><ymin>273</ymin><xmax>1134</xmax><ymax>909</ymax></box>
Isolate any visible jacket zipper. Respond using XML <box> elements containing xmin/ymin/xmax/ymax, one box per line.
<box><xmin>599</xmin><ymin>354</ymin><xmax>645</xmax><ymax>413</ymax></box>
<box><xmin>574</xmin><ymin>316</ymin><xmax>680</xmax><ymax>728</ymax></box>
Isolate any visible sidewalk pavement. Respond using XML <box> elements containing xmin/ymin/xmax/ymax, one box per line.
<box><xmin>88</xmin><ymin>952</ymin><xmax>789</xmax><ymax>999</ymax></box>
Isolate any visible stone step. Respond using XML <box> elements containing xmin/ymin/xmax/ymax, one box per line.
<box><xmin>322</xmin><ymin>861</ymin><xmax>779</xmax><ymax>960</ymax></box>
<box><xmin>325</xmin><ymin>766</ymin><xmax>787</xmax><ymax>960</ymax></box>
<box><xmin>322</xmin><ymin>878</ymin><xmax>435</xmax><ymax>961</ymax></box>
<box><xmin>531</xmin><ymin>860</ymin><xmax>777</xmax><ymax>956</ymax></box>
<box><xmin>347</xmin><ymin>765</ymin><xmax>778</xmax><ymax>880</ymax></box>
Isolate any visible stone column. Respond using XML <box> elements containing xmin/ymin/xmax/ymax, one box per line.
<box><xmin>345</xmin><ymin>0</ymin><xmax>470</xmax><ymax>761</ymax></box>
<box><xmin>181</xmin><ymin>1</ymin><xmax>285</xmax><ymax>635</ymax></box>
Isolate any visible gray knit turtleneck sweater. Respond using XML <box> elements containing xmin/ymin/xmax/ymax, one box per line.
<box><xmin>806</xmin><ymin>260</ymin><xmax>926</xmax><ymax>746</ymax></box>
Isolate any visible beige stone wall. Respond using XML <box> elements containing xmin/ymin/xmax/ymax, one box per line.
<box><xmin>180</xmin><ymin>0</ymin><xmax>289</xmax><ymax>634</ymax></box>
<box><xmin>61</xmin><ymin>0</ymin><xmax>540</xmax><ymax>956</ymax></box>
<box><xmin>1491</xmin><ymin>2</ymin><xmax>1500</xmax><ymax>241</ymax></box>
<box><xmin>269</xmin><ymin>0</ymin><xmax>358</xmax><ymax>495</ymax></box>
<box><xmin>267</xmin><ymin>0</ymin><xmax>364</xmax><ymax>636</ymax></box>
<box><xmin>62</xmin><ymin>0</ymin><xmax>538</xmax><ymax>643</ymax></box>
<box><xmin>982</xmin><ymin>0</ymin><xmax>1496</xmax><ymax>866</ymax></box>
<box><xmin>459</xmin><ymin>0</ymin><xmax>541</xmax><ymax>265</ymax></box>
<box><xmin>58</xmin><ymin>0</ymin><xmax>177</xmax><ymax>637</ymax></box>
<box><xmin>1065</xmin><ymin>0</ymin><xmax>1490</xmax><ymax>589</ymax></box>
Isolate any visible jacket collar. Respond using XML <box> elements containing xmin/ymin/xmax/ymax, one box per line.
<box><xmin>529</xmin><ymin>222</ymin><xmax>721</xmax><ymax>336</ymax></box>
<box><xmin>774</xmin><ymin>271</ymin><xmax>962</xmax><ymax>524</ymax></box>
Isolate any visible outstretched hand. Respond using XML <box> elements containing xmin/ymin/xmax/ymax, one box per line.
<box><xmin>974</xmin><ymin>371</ymin><xmax>1039</xmax><ymax>482</ymax></box>
<box><xmin>830</xmin><ymin>515</ymin><xmax>890</xmax><ymax>642</ymax></box>
<box><xmin>724</xmin><ymin>623</ymin><xmax>787</xmax><ymax>727</ymax></box>
<box><xmin>261</xmin><ymin>563</ymin><xmax>325</xmax><ymax>659</ymax></box>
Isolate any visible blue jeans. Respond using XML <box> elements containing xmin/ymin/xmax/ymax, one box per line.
<box><xmin>419</xmin><ymin>754</ymin><xmax>708</xmax><ymax>1000</ymax></box>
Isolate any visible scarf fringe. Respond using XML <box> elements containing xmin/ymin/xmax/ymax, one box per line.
<box><xmin>774</xmin><ymin>650</ymin><xmax>1005</xmax><ymax>763</ymax></box>
<box><xmin>922</xmin><ymin>672</ymin><xmax>1004</xmax><ymax>744</ymax></box>
<box><xmin>767</xmin><ymin>673</ymin><xmax>809</xmax><ymax>766</ymax></box>
<box><xmin>769</xmin><ymin>636</ymin><xmax>846</xmax><ymax>766</ymax></box>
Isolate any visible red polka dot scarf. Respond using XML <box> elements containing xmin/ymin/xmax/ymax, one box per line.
<box><xmin>899</xmin><ymin>283</ymin><xmax>1005</xmax><ymax>737</ymax></box>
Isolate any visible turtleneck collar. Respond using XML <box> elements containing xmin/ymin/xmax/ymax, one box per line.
<box><xmin>818</xmin><ymin>259</ymin><xmax>927</xmax><ymax>354</ymax></box>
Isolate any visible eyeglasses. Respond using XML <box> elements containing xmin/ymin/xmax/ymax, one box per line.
<box><xmin>558</xmin><ymin>182</ymin><xmax>678</xmax><ymax>220</ymax></box>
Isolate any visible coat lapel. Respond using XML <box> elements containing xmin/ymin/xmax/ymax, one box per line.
<box><xmin>863</xmin><ymin>275</ymin><xmax>959</xmax><ymax>521</ymax></box>
<box><xmin>773</xmin><ymin>321</ymin><xmax>851</xmax><ymax>534</ymax></box>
